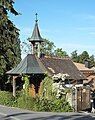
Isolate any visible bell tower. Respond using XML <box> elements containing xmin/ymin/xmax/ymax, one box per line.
<box><xmin>29</xmin><ymin>13</ymin><xmax>43</xmax><ymax>58</ymax></box>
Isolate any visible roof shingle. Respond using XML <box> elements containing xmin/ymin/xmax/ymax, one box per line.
<box><xmin>41</xmin><ymin>57</ymin><xmax>85</xmax><ymax>80</ymax></box>
<box><xmin>6</xmin><ymin>54</ymin><xmax>47</xmax><ymax>75</ymax></box>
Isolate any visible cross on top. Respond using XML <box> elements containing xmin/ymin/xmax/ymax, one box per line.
<box><xmin>35</xmin><ymin>13</ymin><xmax>38</xmax><ymax>22</ymax></box>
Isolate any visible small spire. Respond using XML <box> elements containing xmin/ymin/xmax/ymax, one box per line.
<box><xmin>29</xmin><ymin>13</ymin><xmax>44</xmax><ymax>57</ymax></box>
<box><xmin>29</xmin><ymin>13</ymin><xmax>43</xmax><ymax>42</ymax></box>
<box><xmin>35</xmin><ymin>13</ymin><xmax>38</xmax><ymax>22</ymax></box>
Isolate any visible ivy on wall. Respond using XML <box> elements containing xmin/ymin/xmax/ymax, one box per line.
<box><xmin>22</xmin><ymin>75</ymin><xmax>29</xmax><ymax>96</ymax></box>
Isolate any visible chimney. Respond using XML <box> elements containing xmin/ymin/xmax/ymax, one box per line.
<box><xmin>40</xmin><ymin>53</ymin><xmax>45</xmax><ymax>58</ymax></box>
<box><xmin>84</xmin><ymin>60</ymin><xmax>91</xmax><ymax>68</ymax></box>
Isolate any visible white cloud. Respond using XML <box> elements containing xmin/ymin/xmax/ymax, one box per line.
<box><xmin>20</xmin><ymin>27</ymin><xmax>32</xmax><ymax>35</ymax></box>
<box><xmin>56</xmin><ymin>43</ymin><xmax>95</xmax><ymax>56</ymax></box>
<box><xmin>76</xmin><ymin>27</ymin><xmax>95</xmax><ymax>31</ymax></box>
<box><xmin>88</xmin><ymin>32</ymin><xmax>95</xmax><ymax>35</ymax></box>
<box><xmin>61</xmin><ymin>43</ymin><xmax>95</xmax><ymax>49</ymax></box>
<box><xmin>41</xmin><ymin>28</ymin><xmax>61</xmax><ymax>33</ymax></box>
<box><xmin>84</xmin><ymin>15</ymin><xmax>95</xmax><ymax>20</ymax></box>
<box><xmin>75</xmin><ymin>27</ymin><xmax>95</xmax><ymax>36</ymax></box>
<box><xmin>17</xmin><ymin>26</ymin><xmax>32</xmax><ymax>42</ymax></box>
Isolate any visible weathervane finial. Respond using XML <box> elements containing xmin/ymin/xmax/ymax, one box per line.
<box><xmin>35</xmin><ymin>13</ymin><xmax>38</xmax><ymax>22</ymax></box>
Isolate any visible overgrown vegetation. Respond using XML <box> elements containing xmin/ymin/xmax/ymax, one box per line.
<box><xmin>0</xmin><ymin>90</ymin><xmax>73</xmax><ymax>112</ymax></box>
<box><xmin>22</xmin><ymin>75</ymin><xmax>29</xmax><ymax>96</ymax></box>
<box><xmin>0</xmin><ymin>76</ymin><xmax>73</xmax><ymax>112</ymax></box>
<box><xmin>41</xmin><ymin>76</ymin><xmax>53</xmax><ymax>99</ymax></box>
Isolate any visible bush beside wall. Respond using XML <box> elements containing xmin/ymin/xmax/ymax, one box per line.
<box><xmin>0</xmin><ymin>90</ymin><xmax>73</xmax><ymax>112</ymax></box>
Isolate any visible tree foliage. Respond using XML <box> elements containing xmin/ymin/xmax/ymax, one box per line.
<box><xmin>23</xmin><ymin>38</ymin><xmax>68</xmax><ymax>58</ymax></box>
<box><xmin>41</xmin><ymin>39</ymin><xmax>55</xmax><ymax>56</ymax></box>
<box><xmin>41</xmin><ymin>39</ymin><xmax>68</xmax><ymax>57</ymax></box>
<box><xmin>0</xmin><ymin>0</ymin><xmax>21</xmax><ymax>90</ymax></box>
<box><xmin>78</xmin><ymin>51</ymin><xmax>89</xmax><ymax>63</ymax></box>
<box><xmin>71</xmin><ymin>50</ymin><xmax>79</xmax><ymax>62</ymax></box>
<box><xmin>54</xmin><ymin>48</ymin><xmax>68</xmax><ymax>58</ymax></box>
<box><xmin>22</xmin><ymin>38</ymin><xmax>95</xmax><ymax>67</ymax></box>
<box><xmin>71</xmin><ymin>50</ymin><xmax>95</xmax><ymax>67</ymax></box>
<box><xmin>89</xmin><ymin>55</ymin><xmax>95</xmax><ymax>67</ymax></box>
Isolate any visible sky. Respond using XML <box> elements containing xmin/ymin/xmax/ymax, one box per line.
<box><xmin>9</xmin><ymin>0</ymin><xmax>95</xmax><ymax>58</ymax></box>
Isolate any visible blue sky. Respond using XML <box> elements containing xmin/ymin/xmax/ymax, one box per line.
<box><xmin>10</xmin><ymin>0</ymin><xmax>95</xmax><ymax>58</ymax></box>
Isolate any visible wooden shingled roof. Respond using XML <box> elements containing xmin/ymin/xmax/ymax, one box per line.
<box><xmin>41</xmin><ymin>56</ymin><xmax>86</xmax><ymax>80</ymax></box>
<box><xmin>6</xmin><ymin>54</ymin><xmax>86</xmax><ymax>80</ymax></box>
<box><xmin>6</xmin><ymin>54</ymin><xmax>47</xmax><ymax>75</ymax></box>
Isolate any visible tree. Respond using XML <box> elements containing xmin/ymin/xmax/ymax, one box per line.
<box><xmin>0</xmin><ymin>0</ymin><xmax>18</xmax><ymax>25</ymax></box>
<box><xmin>79</xmin><ymin>51</ymin><xmax>89</xmax><ymax>63</ymax></box>
<box><xmin>22</xmin><ymin>39</ymin><xmax>69</xmax><ymax>58</ymax></box>
<box><xmin>54</xmin><ymin>48</ymin><xmax>68</xmax><ymax>58</ymax></box>
<box><xmin>41</xmin><ymin>39</ymin><xmax>55</xmax><ymax>56</ymax></box>
<box><xmin>71</xmin><ymin>50</ymin><xmax>95</xmax><ymax>67</ymax></box>
<box><xmin>0</xmin><ymin>0</ymin><xmax>21</xmax><ymax>90</ymax></box>
<box><xmin>71</xmin><ymin>50</ymin><xmax>79</xmax><ymax>62</ymax></box>
<box><xmin>89</xmin><ymin>55</ymin><xmax>95</xmax><ymax>67</ymax></box>
<box><xmin>21</xmin><ymin>39</ymin><xmax>55</xmax><ymax>56</ymax></box>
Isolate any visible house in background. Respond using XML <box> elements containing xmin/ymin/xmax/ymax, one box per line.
<box><xmin>74</xmin><ymin>62</ymin><xmax>95</xmax><ymax>91</ymax></box>
<box><xmin>74</xmin><ymin>61</ymin><xmax>95</xmax><ymax>112</ymax></box>
<box><xmin>41</xmin><ymin>56</ymin><xmax>85</xmax><ymax>86</ymax></box>
<box><xmin>41</xmin><ymin>56</ymin><xmax>91</xmax><ymax>111</ymax></box>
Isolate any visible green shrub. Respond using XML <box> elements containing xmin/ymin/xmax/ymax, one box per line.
<box><xmin>16</xmin><ymin>94</ymin><xmax>36</xmax><ymax>110</ymax></box>
<box><xmin>0</xmin><ymin>90</ymin><xmax>73</xmax><ymax>112</ymax></box>
<box><xmin>50</xmin><ymin>98</ymin><xmax>73</xmax><ymax>112</ymax></box>
<box><xmin>41</xmin><ymin>76</ymin><xmax>53</xmax><ymax>99</ymax></box>
<box><xmin>0</xmin><ymin>91</ymin><xmax>14</xmax><ymax>106</ymax></box>
<box><xmin>34</xmin><ymin>97</ymin><xmax>53</xmax><ymax>111</ymax></box>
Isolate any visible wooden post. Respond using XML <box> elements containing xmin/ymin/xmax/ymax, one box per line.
<box><xmin>32</xmin><ymin>43</ymin><xmax>34</xmax><ymax>54</ymax></box>
<box><xmin>13</xmin><ymin>76</ymin><xmax>16</xmax><ymax>97</ymax></box>
<box><xmin>91</xmin><ymin>99</ymin><xmax>95</xmax><ymax>113</ymax></box>
<box><xmin>38</xmin><ymin>42</ymin><xmax>40</xmax><ymax>58</ymax></box>
<box><xmin>75</xmin><ymin>88</ymin><xmax>77</xmax><ymax>112</ymax></box>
